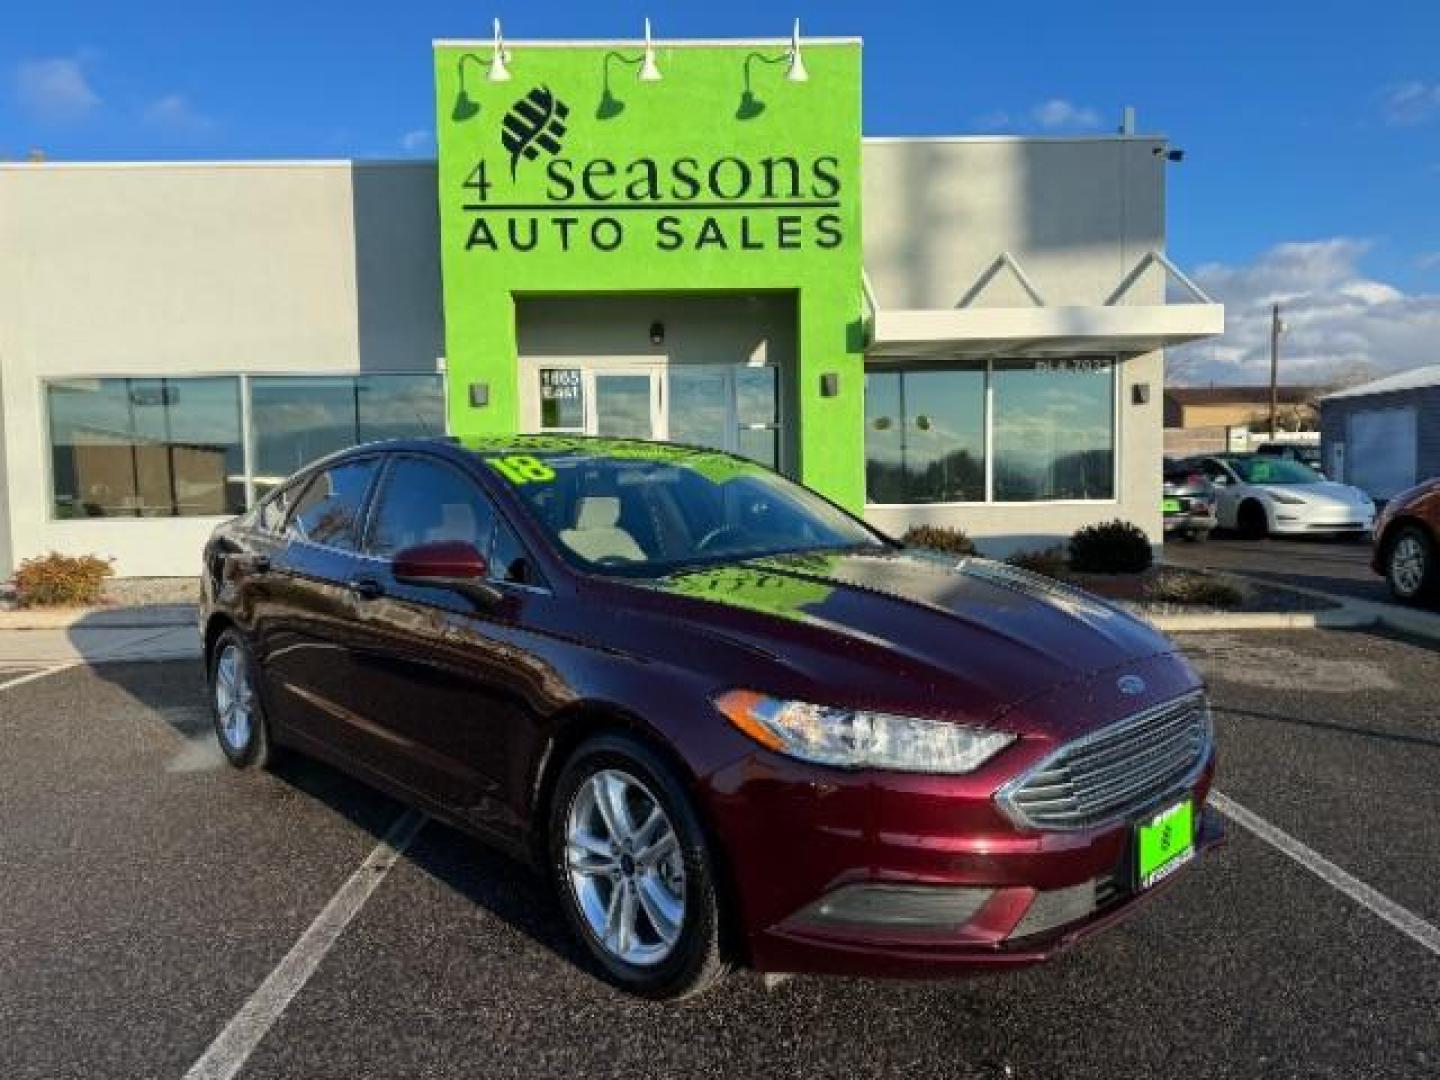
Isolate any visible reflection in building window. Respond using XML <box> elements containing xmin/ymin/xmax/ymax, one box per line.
<box><xmin>993</xmin><ymin>359</ymin><xmax>1114</xmax><ymax>501</ymax></box>
<box><xmin>864</xmin><ymin>367</ymin><xmax>985</xmax><ymax>503</ymax></box>
<box><xmin>47</xmin><ymin>378</ymin><xmax>244</xmax><ymax>518</ymax></box>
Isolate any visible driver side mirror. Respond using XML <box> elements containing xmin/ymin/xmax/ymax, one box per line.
<box><xmin>393</xmin><ymin>541</ymin><xmax>502</xmax><ymax>606</ymax></box>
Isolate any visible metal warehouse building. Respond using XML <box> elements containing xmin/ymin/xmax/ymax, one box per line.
<box><xmin>0</xmin><ymin>32</ymin><xmax>1223</xmax><ymax>577</ymax></box>
<box><xmin>1320</xmin><ymin>365</ymin><xmax>1440</xmax><ymax>502</ymax></box>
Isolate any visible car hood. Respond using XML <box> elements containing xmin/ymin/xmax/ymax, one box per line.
<box><xmin>636</xmin><ymin>549</ymin><xmax>1180</xmax><ymax>725</ymax></box>
<box><xmin>1253</xmin><ymin>481</ymin><xmax>1369</xmax><ymax>504</ymax></box>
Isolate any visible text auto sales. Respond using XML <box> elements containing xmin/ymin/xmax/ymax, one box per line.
<box><xmin>461</xmin><ymin>153</ymin><xmax>844</xmax><ymax>253</ymax></box>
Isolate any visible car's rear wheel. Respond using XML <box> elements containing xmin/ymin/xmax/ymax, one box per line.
<box><xmin>1386</xmin><ymin>525</ymin><xmax>1436</xmax><ymax>603</ymax></box>
<box><xmin>209</xmin><ymin>628</ymin><xmax>275</xmax><ymax>769</ymax></box>
<box><xmin>1238</xmin><ymin>501</ymin><xmax>1269</xmax><ymax>541</ymax></box>
<box><xmin>549</xmin><ymin>733</ymin><xmax>728</xmax><ymax>999</ymax></box>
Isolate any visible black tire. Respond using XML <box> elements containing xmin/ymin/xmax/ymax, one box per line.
<box><xmin>208</xmin><ymin>627</ymin><xmax>276</xmax><ymax>769</ymax></box>
<box><xmin>1237</xmin><ymin>501</ymin><xmax>1269</xmax><ymax>541</ymax></box>
<box><xmin>1385</xmin><ymin>524</ymin><xmax>1437</xmax><ymax>604</ymax></box>
<box><xmin>548</xmin><ymin>732</ymin><xmax>729</xmax><ymax>1000</ymax></box>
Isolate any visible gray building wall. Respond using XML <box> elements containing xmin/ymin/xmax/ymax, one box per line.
<box><xmin>1321</xmin><ymin>388</ymin><xmax>1440</xmax><ymax>493</ymax></box>
<box><xmin>860</xmin><ymin>137</ymin><xmax>1170</xmax><ymax>555</ymax></box>
<box><xmin>0</xmin><ymin>161</ymin><xmax>444</xmax><ymax>576</ymax></box>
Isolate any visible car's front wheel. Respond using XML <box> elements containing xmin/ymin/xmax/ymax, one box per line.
<box><xmin>549</xmin><ymin>733</ymin><xmax>728</xmax><ymax>999</ymax></box>
<box><xmin>209</xmin><ymin>627</ymin><xmax>275</xmax><ymax>769</ymax></box>
<box><xmin>1237</xmin><ymin>500</ymin><xmax>1270</xmax><ymax>541</ymax></box>
<box><xmin>1386</xmin><ymin>525</ymin><xmax>1436</xmax><ymax>603</ymax></box>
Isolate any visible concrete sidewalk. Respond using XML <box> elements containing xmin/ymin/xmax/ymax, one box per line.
<box><xmin>0</xmin><ymin>606</ymin><xmax>201</xmax><ymax>665</ymax></box>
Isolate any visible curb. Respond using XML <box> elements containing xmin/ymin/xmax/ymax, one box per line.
<box><xmin>1146</xmin><ymin>609</ymin><xmax>1375</xmax><ymax>633</ymax></box>
<box><xmin>0</xmin><ymin>605</ymin><xmax>197</xmax><ymax>631</ymax></box>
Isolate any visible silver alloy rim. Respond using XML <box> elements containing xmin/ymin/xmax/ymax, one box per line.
<box><xmin>1392</xmin><ymin>535</ymin><xmax>1427</xmax><ymax>596</ymax></box>
<box><xmin>214</xmin><ymin>644</ymin><xmax>254</xmax><ymax>751</ymax></box>
<box><xmin>564</xmin><ymin>768</ymin><xmax>686</xmax><ymax>967</ymax></box>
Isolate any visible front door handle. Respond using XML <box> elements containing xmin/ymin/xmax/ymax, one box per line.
<box><xmin>347</xmin><ymin>576</ymin><xmax>384</xmax><ymax>601</ymax></box>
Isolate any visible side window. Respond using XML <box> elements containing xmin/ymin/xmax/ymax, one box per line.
<box><xmin>285</xmin><ymin>459</ymin><xmax>379</xmax><ymax>550</ymax></box>
<box><xmin>366</xmin><ymin>457</ymin><xmax>497</xmax><ymax>559</ymax></box>
<box><xmin>256</xmin><ymin>482</ymin><xmax>298</xmax><ymax>534</ymax></box>
<box><xmin>490</xmin><ymin>519</ymin><xmax>537</xmax><ymax>585</ymax></box>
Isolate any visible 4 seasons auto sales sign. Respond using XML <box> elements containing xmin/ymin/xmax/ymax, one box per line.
<box><xmin>432</xmin><ymin>36</ymin><xmax>866</xmax><ymax>508</ymax></box>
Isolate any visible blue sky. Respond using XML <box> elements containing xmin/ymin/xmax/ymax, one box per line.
<box><xmin>5</xmin><ymin>0</ymin><xmax>1438</xmax><ymax>384</ymax></box>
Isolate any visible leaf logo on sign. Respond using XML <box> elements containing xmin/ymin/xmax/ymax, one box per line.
<box><xmin>501</xmin><ymin>86</ymin><xmax>570</xmax><ymax>178</ymax></box>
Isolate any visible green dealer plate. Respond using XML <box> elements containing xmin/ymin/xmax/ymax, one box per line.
<box><xmin>1136</xmin><ymin>798</ymin><xmax>1195</xmax><ymax>889</ymax></box>
<box><xmin>1162</xmin><ymin>498</ymin><xmax>1182</xmax><ymax>513</ymax></box>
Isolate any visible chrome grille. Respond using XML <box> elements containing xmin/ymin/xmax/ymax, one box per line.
<box><xmin>998</xmin><ymin>693</ymin><xmax>1211</xmax><ymax>830</ymax></box>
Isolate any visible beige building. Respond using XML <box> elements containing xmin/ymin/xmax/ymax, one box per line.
<box><xmin>0</xmin><ymin>135</ymin><xmax>1221</xmax><ymax>577</ymax></box>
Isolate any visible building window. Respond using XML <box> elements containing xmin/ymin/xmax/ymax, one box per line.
<box><xmin>865</xmin><ymin>367</ymin><xmax>986</xmax><ymax>503</ymax></box>
<box><xmin>864</xmin><ymin>357</ymin><xmax>1115</xmax><ymax>505</ymax></box>
<box><xmin>250</xmin><ymin>374</ymin><xmax>444</xmax><ymax>497</ymax></box>
<box><xmin>47</xmin><ymin>377</ymin><xmax>244</xmax><ymax>518</ymax></box>
<box><xmin>46</xmin><ymin>373</ymin><xmax>444</xmax><ymax>519</ymax></box>
<box><xmin>993</xmin><ymin>358</ymin><xmax>1114</xmax><ymax>501</ymax></box>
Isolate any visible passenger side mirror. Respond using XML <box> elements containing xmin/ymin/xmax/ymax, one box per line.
<box><xmin>392</xmin><ymin>541</ymin><xmax>502</xmax><ymax>606</ymax></box>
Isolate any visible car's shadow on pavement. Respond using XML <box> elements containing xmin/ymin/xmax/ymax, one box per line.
<box><xmin>93</xmin><ymin>658</ymin><xmax>602</xmax><ymax>981</ymax></box>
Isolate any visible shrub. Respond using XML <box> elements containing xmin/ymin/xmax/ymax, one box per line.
<box><xmin>902</xmin><ymin>525</ymin><xmax>976</xmax><ymax>557</ymax></box>
<box><xmin>1144</xmin><ymin>569</ymin><xmax>1243</xmax><ymax>608</ymax></box>
<box><xmin>1006</xmin><ymin>545</ymin><xmax>1068</xmax><ymax>578</ymax></box>
<box><xmin>1068</xmin><ymin>520</ymin><xmax>1153</xmax><ymax>574</ymax></box>
<box><xmin>12</xmin><ymin>552</ymin><xmax>113</xmax><ymax>608</ymax></box>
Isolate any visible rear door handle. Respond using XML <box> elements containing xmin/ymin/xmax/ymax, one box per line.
<box><xmin>347</xmin><ymin>576</ymin><xmax>384</xmax><ymax>601</ymax></box>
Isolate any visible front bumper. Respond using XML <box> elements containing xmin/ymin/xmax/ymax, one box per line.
<box><xmin>1270</xmin><ymin>503</ymin><xmax>1374</xmax><ymax>534</ymax></box>
<box><xmin>703</xmin><ymin>672</ymin><xmax>1221</xmax><ymax>978</ymax></box>
<box><xmin>1163</xmin><ymin>511</ymin><xmax>1217</xmax><ymax>534</ymax></box>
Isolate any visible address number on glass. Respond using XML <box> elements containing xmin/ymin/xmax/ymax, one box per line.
<box><xmin>1034</xmin><ymin>358</ymin><xmax>1111</xmax><ymax>375</ymax></box>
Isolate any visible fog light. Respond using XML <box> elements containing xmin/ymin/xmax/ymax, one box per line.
<box><xmin>798</xmin><ymin>884</ymin><xmax>993</xmax><ymax>930</ymax></box>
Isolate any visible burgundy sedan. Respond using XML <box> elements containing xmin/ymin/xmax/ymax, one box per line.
<box><xmin>200</xmin><ymin>436</ymin><xmax>1220</xmax><ymax>999</ymax></box>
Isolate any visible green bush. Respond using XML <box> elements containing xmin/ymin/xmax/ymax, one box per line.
<box><xmin>902</xmin><ymin>525</ymin><xmax>976</xmax><ymax>557</ymax></box>
<box><xmin>1006</xmin><ymin>545</ymin><xmax>1068</xmax><ymax>578</ymax></box>
<box><xmin>1143</xmin><ymin>569</ymin><xmax>1242</xmax><ymax>608</ymax></box>
<box><xmin>12</xmin><ymin>552</ymin><xmax>113</xmax><ymax>608</ymax></box>
<box><xmin>1068</xmin><ymin>520</ymin><xmax>1153</xmax><ymax>574</ymax></box>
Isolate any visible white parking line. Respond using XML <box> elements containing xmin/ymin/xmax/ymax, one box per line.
<box><xmin>183</xmin><ymin>809</ymin><xmax>428</xmax><ymax>1080</ymax></box>
<box><xmin>0</xmin><ymin>663</ymin><xmax>78</xmax><ymax>692</ymax></box>
<box><xmin>1211</xmin><ymin>790</ymin><xmax>1440</xmax><ymax>958</ymax></box>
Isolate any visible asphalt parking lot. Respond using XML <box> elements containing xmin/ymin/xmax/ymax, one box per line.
<box><xmin>1165</xmin><ymin>533</ymin><xmax>1387</xmax><ymax>605</ymax></box>
<box><xmin>4</xmin><ymin>629</ymin><xmax>1439</xmax><ymax>1079</ymax></box>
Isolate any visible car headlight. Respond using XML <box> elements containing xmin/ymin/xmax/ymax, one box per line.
<box><xmin>714</xmin><ymin>690</ymin><xmax>1016</xmax><ymax>774</ymax></box>
<box><xmin>1269</xmin><ymin>490</ymin><xmax>1307</xmax><ymax>505</ymax></box>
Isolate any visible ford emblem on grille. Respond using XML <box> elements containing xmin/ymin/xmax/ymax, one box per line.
<box><xmin>1116</xmin><ymin>675</ymin><xmax>1147</xmax><ymax>696</ymax></box>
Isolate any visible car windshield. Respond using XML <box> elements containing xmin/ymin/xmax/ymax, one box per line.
<box><xmin>1227</xmin><ymin>456</ymin><xmax>1321</xmax><ymax>485</ymax></box>
<box><xmin>469</xmin><ymin>440</ymin><xmax>887</xmax><ymax>576</ymax></box>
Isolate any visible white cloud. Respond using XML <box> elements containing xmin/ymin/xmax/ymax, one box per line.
<box><xmin>1382</xmin><ymin>80</ymin><xmax>1440</xmax><ymax>126</ymax></box>
<box><xmin>141</xmin><ymin>94</ymin><xmax>216</xmax><ymax>135</ymax></box>
<box><xmin>1031</xmin><ymin>98</ymin><xmax>1101</xmax><ymax>131</ymax></box>
<box><xmin>15</xmin><ymin>56</ymin><xmax>100</xmax><ymax>122</ymax></box>
<box><xmin>398</xmin><ymin>128</ymin><xmax>433</xmax><ymax>152</ymax></box>
<box><xmin>1168</xmin><ymin>239</ymin><xmax>1440</xmax><ymax>387</ymax></box>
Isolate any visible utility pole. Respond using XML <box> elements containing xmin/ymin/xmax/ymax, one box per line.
<box><xmin>1268</xmin><ymin>302</ymin><xmax>1282</xmax><ymax>439</ymax></box>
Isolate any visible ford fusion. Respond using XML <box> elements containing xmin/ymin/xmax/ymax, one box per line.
<box><xmin>201</xmin><ymin>437</ymin><xmax>1220</xmax><ymax>999</ymax></box>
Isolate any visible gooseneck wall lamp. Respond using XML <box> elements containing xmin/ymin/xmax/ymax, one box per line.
<box><xmin>597</xmin><ymin>18</ymin><xmax>664</xmax><ymax>120</ymax></box>
<box><xmin>737</xmin><ymin>19</ymin><xmax>808</xmax><ymax>120</ymax></box>
<box><xmin>451</xmin><ymin>18</ymin><xmax>513</xmax><ymax>122</ymax></box>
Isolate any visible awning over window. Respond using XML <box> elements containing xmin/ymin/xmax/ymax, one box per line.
<box><xmin>864</xmin><ymin>250</ymin><xmax>1224</xmax><ymax>359</ymax></box>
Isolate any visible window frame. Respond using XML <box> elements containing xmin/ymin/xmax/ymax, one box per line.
<box><xmin>863</xmin><ymin>355</ymin><xmax>1121</xmax><ymax>509</ymax></box>
<box><xmin>283</xmin><ymin>454</ymin><xmax>385</xmax><ymax>554</ymax></box>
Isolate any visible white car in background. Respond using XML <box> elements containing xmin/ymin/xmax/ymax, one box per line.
<box><xmin>1181</xmin><ymin>454</ymin><xmax>1375</xmax><ymax>540</ymax></box>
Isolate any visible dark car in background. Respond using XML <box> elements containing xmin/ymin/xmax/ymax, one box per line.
<box><xmin>1372</xmin><ymin>477</ymin><xmax>1440</xmax><ymax>604</ymax></box>
<box><xmin>1162</xmin><ymin>460</ymin><xmax>1217</xmax><ymax>542</ymax></box>
<box><xmin>200</xmin><ymin>436</ymin><xmax>1220</xmax><ymax>999</ymax></box>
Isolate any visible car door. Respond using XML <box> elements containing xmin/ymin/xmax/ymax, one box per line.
<box><xmin>344</xmin><ymin>453</ymin><xmax>553</xmax><ymax>837</ymax></box>
<box><xmin>254</xmin><ymin>455</ymin><xmax>384</xmax><ymax>755</ymax></box>
<box><xmin>1201</xmin><ymin>459</ymin><xmax>1243</xmax><ymax>528</ymax></box>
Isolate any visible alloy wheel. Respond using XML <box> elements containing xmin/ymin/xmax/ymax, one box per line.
<box><xmin>214</xmin><ymin>644</ymin><xmax>254</xmax><ymax>751</ymax></box>
<box><xmin>1391</xmin><ymin>533</ymin><xmax>1428</xmax><ymax>597</ymax></box>
<box><xmin>564</xmin><ymin>769</ymin><xmax>686</xmax><ymax>967</ymax></box>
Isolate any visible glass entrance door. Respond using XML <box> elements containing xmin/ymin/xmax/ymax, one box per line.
<box><xmin>666</xmin><ymin>369</ymin><xmax>730</xmax><ymax>453</ymax></box>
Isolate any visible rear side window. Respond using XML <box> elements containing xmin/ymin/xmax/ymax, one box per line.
<box><xmin>365</xmin><ymin>456</ymin><xmax>498</xmax><ymax>559</ymax></box>
<box><xmin>286</xmin><ymin>459</ymin><xmax>380</xmax><ymax>550</ymax></box>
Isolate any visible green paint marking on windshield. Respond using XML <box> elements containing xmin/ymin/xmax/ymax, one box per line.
<box><xmin>486</xmin><ymin>455</ymin><xmax>557</xmax><ymax>484</ymax></box>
